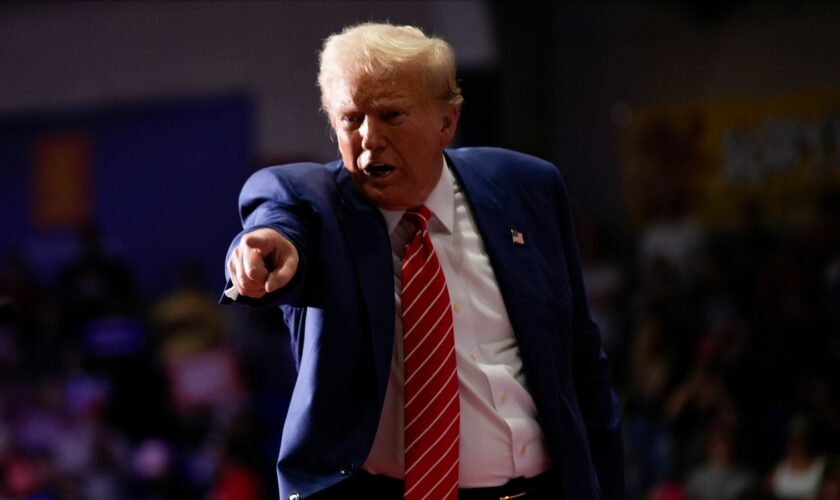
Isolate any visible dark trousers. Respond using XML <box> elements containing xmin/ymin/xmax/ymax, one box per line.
<box><xmin>310</xmin><ymin>470</ymin><xmax>565</xmax><ymax>500</ymax></box>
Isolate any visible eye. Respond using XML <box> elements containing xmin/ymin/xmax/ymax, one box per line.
<box><xmin>381</xmin><ymin>110</ymin><xmax>405</xmax><ymax>122</ymax></box>
<box><xmin>340</xmin><ymin>114</ymin><xmax>363</xmax><ymax>129</ymax></box>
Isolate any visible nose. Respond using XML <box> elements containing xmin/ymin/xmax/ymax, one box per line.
<box><xmin>360</xmin><ymin>116</ymin><xmax>384</xmax><ymax>151</ymax></box>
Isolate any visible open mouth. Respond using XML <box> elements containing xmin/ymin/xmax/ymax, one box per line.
<box><xmin>363</xmin><ymin>163</ymin><xmax>396</xmax><ymax>178</ymax></box>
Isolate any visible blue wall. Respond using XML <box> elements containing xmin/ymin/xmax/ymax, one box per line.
<box><xmin>0</xmin><ymin>94</ymin><xmax>253</xmax><ymax>294</ymax></box>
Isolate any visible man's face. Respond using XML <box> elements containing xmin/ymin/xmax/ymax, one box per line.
<box><xmin>327</xmin><ymin>67</ymin><xmax>459</xmax><ymax>210</ymax></box>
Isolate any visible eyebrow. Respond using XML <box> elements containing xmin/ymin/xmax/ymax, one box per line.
<box><xmin>370</xmin><ymin>95</ymin><xmax>413</xmax><ymax>108</ymax></box>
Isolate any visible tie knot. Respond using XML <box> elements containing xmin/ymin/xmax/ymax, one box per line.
<box><xmin>403</xmin><ymin>205</ymin><xmax>432</xmax><ymax>231</ymax></box>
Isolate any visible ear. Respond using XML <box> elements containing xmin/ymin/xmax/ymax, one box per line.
<box><xmin>438</xmin><ymin>104</ymin><xmax>461</xmax><ymax>147</ymax></box>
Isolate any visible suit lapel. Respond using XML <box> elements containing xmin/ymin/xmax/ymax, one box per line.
<box><xmin>448</xmin><ymin>151</ymin><xmax>542</xmax><ymax>298</ymax></box>
<box><xmin>447</xmin><ymin>152</ymin><xmax>555</xmax><ymax>360</ymax></box>
<box><xmin>332</xmin><ymin>165</ymin><xmax>395</xmax><ymax>402</ymax></box>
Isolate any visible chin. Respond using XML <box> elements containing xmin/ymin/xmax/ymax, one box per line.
<box><xmin>372</xmin><ymin>195</ymin><xmax>412</xmax><ymax>211</ymax></box>
<box><xmin>372</xmin><ymin>199</ymin><xmax>406</xmax><ymax>211</ymax></box>
<box><xmin>355</xmin><ymin>184</ymin><xmax>404</xmax><ymax>210</ymax></box>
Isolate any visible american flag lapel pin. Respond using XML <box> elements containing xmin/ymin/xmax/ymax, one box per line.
<box><xmin>510</xmin><ymin>228</ymin><xmax>525</xmax><ymax>246</ymax></box>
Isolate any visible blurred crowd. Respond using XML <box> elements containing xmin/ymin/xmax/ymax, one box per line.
<box><xmin>583</xmin><ymin>189</ymin><xmax>840</xmax><ymax>500</ymax></box>
<box><xmin>0</xmin><ymin>223</ymin><xmax>295</xmax><ymax>499</ymax></box>
<box><xmin>1</xmin><ymin>187</ymin><xmax>839</xmax><ymax>500</ymax></box>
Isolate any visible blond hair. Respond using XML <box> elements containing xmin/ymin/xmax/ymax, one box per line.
<box><xmin>318</xmin><ymin>22</ymin><xmax>463</xmax><ymax>116</ymax></box>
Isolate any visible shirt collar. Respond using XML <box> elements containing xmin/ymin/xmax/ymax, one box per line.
<box><xmin>380</xmin><ymin>156</ymin><xmax>455</xmax><ymax>236</ymax></box>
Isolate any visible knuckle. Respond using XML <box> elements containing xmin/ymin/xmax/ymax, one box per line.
<box><xmin>236</xmin><ymin>269</ymin><xmax>252</xmax><ymax>286</ymax></box>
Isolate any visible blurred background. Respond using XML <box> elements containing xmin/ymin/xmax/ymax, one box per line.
<box><xmin>1</xmin><ymin>1</ymin><xmax>839</xmax><ymax>499</ymax></box>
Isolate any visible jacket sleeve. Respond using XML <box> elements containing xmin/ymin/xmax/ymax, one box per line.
<box><xmin>220</xmin><ymin>165</ymin><xmax>317</xmax><ymax>308</ymax></box>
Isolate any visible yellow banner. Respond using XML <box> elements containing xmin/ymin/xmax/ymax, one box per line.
<box><xmin>622</xmin><ymin>93</ymin><xmax>840</xmax><ymax>228</ymax></box>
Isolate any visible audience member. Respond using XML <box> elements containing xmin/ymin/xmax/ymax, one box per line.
<box><xmin>769</xmin><ymin>416</ymin><xmax>827</xmax><ymax>500</ymax></box>
<box><xmin>684</xmin><ymin>418</ymin><xmax>755</xmax><ymax>500</ymax></box>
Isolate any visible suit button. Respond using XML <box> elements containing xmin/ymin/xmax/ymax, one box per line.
<box><xmin>339</xmin><ymin>463</ymin><xmax>355</xmax><ymax>475</ymax></box>
<box><xmin>289</xmin><ymin>494</ymin><xmax>300</xmax><ymax>500</ymax></box>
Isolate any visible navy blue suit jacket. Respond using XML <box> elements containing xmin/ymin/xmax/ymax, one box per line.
<box><xmin>224</xmin><ymin>147</ymin><xmax>624</xmax><ymax>499</ymax></box>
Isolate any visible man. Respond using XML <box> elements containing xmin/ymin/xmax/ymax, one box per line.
<box><xmin>224</xmin><ymin>23</ymin><xmax>624</xmax><ymax>500</ymax></box>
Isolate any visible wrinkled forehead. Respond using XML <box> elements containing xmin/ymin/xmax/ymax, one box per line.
<box><xmin>324</xmin><ymin>63</ymin><xmax>428</xmax><ymax>114</ymax></box>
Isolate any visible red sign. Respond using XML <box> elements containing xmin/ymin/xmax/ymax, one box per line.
<box><xmin>32</xmin><ymin>132</ymin><xmax>92</xmax><ymax>229</ymax></box>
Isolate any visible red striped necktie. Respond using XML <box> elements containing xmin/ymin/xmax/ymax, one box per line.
<box><xmin>401</xmin><ymin>205</ymin><xmax>460</xmax><ymax>500</ymax></box>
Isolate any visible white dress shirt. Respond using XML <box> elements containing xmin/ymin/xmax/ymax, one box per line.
<box><xmin>362</xmin><ymin>159</ymin><xmax>551</xmax><ymax>487</ymax></box>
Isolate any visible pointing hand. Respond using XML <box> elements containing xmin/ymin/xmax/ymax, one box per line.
<box><xmin>227</xmin><ymin>228</ymin><xmax>299</xmax><ymax>299</ymax></box>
